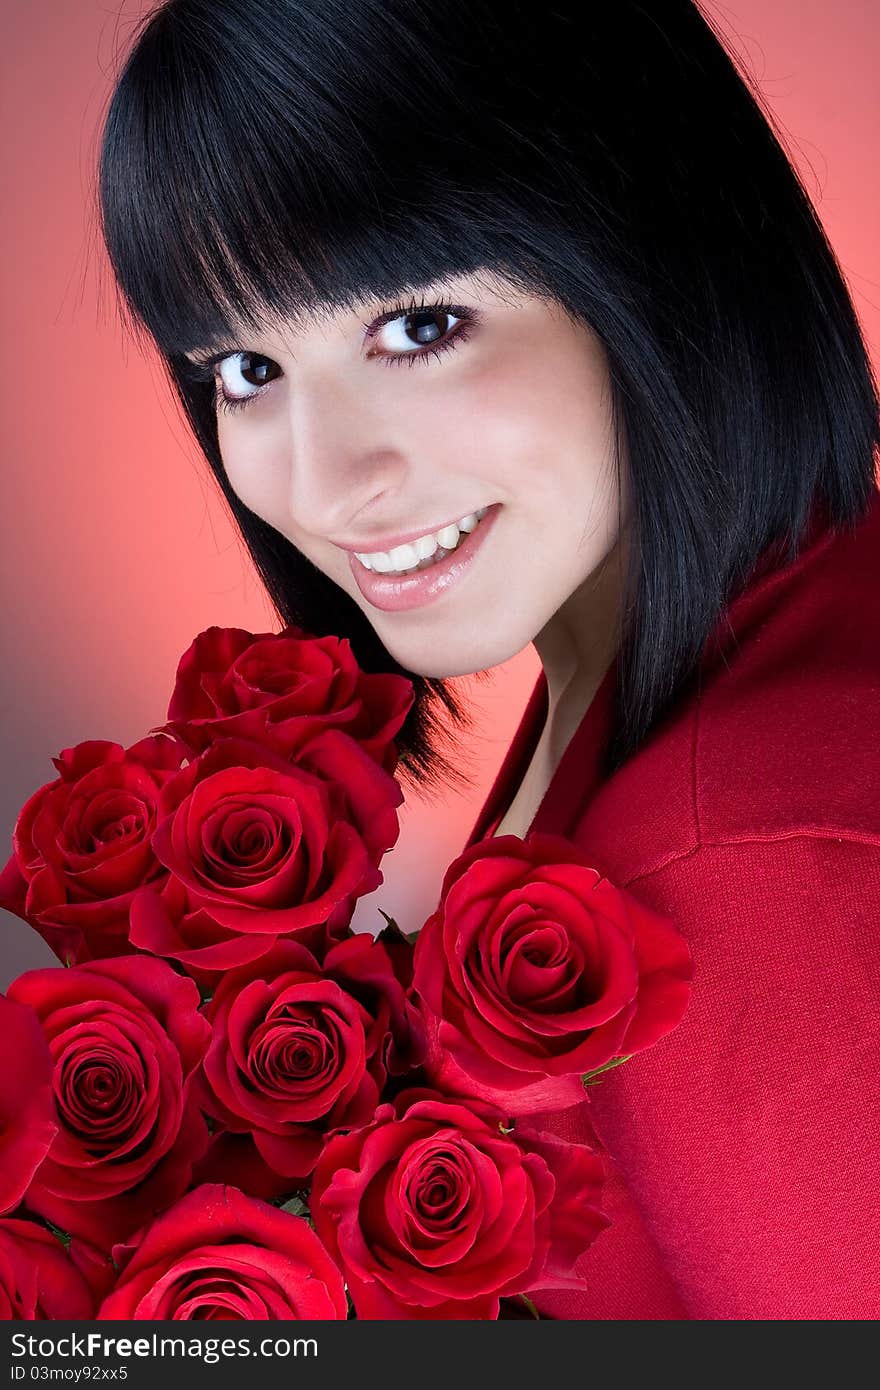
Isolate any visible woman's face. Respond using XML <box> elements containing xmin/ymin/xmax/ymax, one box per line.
<box><xmin>195</xmin><ymin>271</ymin><xmax>626</xmax><ymax>679</ymax></box>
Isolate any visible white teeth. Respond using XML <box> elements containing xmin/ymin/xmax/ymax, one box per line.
<box><xmin>415</xmin><ymin>533</ymin><xmax>439</xmax><ymax>560</ymax></box>
<box><xmin>387</xmin><ymin>541</ymin><xmax>420</xmax><ymax>570</ymax></box>
<box><xmin>436</xmin><ymin>522</ymin><xmax>461</xmax><ymax>549</ymax></box>
<box><xmin>353</xmin><ymin>505</ymin><xmax>492</xmax><ymax>576</ymax></box>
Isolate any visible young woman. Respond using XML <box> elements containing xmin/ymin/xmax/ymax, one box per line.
<box><xmin>97</xmin><ymin>0</ymin><xmax>880</xmax><ymax>1318</ymax></box>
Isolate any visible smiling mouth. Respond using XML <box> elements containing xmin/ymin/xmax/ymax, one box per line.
<box><xmin>353</xmin><ymin>507</ymin><xmax>491</xmax><ymax>578</ymax></box>
<box><xmin>345</xmin><ymin>502</ymin><xmax>502</xmax><ymax>613</ymax></box>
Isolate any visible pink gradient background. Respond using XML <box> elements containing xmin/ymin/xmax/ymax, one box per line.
<box><xmin>2</xmin><ymin>2</ymin><xmax>878</xmax><ymax>986</ymax></box>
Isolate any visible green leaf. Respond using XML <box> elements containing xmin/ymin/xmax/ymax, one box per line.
<box><xmin>45</xmin><ymin>1221</ymin><xmax>72</xmax><ymax>1250</ymax></box>
<box><xmin>519</xmin><ymin>1294</ymin><xmax>540</xmax><ymax>1319</ymax></box>
<box><xmin>582</xmin><ymin>1054</ymin><xmax>633</xmax><ymax>1086</ymax></box>
<box><xmin>377</xmin><ymin>910</ymin><xmax>420</xmax><ymax>947</ymax></box>
<box><xmin>279</xmin><ymin>1195</ymin><xmax>310</xmax><ymax>1218</ymax></box>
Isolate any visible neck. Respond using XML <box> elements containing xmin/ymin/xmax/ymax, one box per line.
<box><xmin>532</xmin><ymin>525</ymin><xmax>627</xmax><ymax>755</ymax></box>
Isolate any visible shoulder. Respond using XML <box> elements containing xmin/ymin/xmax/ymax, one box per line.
<box><xmin>573</xmin><ymin>489</ymin><xmax>880</xmax><ymax>883</ymax></box>
<box><xmin>695</xmin><ymin>488</ymin><xmax>880</xmax><ymax>850</ymax></box>
<box><xmin>578</xmin><ymin>829</ymin><xmax>880</xmax><ymax>1319</ymax></box>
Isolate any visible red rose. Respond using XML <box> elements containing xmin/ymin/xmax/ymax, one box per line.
<box><xmin>311</xmin><ymin>1091</ymin><xmax>608</xmax><ymax>1319</ymax></box>
<box><xmin>7</xmin><ymin>956</ymin><xmax>210</xmax><ymax>1250</ymax></box>
<box><xmin>0</xmin><ymin>1220</ymin><xmax>96</xmax><ymax>1319</ymax></box>
<box><xmin>190</xmin><ymin>1132</ymin><xmax>292</xmax><ymax>1203</ymax></box>
<box><xmin>413</xmin><ymin>832</ymin><xmax>693</xmax><ymax>1113</ymax></box>
<box><xmin>98</xmin><ymin>1184</ymin><xmax>347</xmax><ymax>1319</ymax></box>
<box><xmin>196</xmin><ymin>936</ymin><xmax>424</xmax><ymax>1181</ymax></box>
<box><xmin>288</xmin><ymin>727</ymin><xmax>404</xmax><ymax>865</ymax></box>
<box><xmin>0</xmin><ymin>735</ymin><xmax>185</xmax><ymax>965</ymax></box>
<box><xmin>128</xmin><ymin>737</ymin><xmax>381</xmax><ymax>976</ymax></box>
<box><xmin>0</xmin><ymin>995</ymin><xmax>57</xmax><ymax>1215</ymax></box>
<box><xmin>158</xmin><ymin>624</ymin><xmax>413</xmax><ymax>774</ymax></box>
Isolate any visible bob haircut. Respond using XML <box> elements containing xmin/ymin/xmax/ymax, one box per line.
<box><xmin>97</xmin><ymin>0</ymin><xmax>879</xmax><ymax>797</ymax></box>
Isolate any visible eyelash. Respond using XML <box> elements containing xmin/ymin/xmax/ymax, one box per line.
<box><xmin>184</xmin><ymin>296</ymin><xmax>478</xmax><ymax>417</ymax></box>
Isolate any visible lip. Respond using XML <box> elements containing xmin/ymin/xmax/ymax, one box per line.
<box><xmin>348</xmin><ymin>503</ymin><xmax>501</xmax><ymax>612</ymax></box>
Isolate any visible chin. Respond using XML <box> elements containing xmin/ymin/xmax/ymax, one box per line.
<box><xmin>379</xmin><ymin>628</ymin><xmax>534</xmax><ymax>681</ymax></box>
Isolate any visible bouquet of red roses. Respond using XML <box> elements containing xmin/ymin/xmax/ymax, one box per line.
<box><xmin>0</xmin><ymin>625</ymin><xmax>692</xmax><ymax>1320</ymax></box>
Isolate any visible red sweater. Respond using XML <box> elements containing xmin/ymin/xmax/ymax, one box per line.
<box><xmin>465</xmin><ymin>487</ymin><xmax>880</xmax><ymax>1320</ymax></box>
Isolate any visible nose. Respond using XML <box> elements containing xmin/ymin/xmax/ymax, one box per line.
<box><xmin>285</xmin><ymin>370</ymin><xmax>408</xmax><ymax>540</ymax></box>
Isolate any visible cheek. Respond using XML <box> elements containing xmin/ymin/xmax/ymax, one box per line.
<box><xmin>428</xmin><ymin>350</ymin><xmax>556</xmax><ymax>492</ymax></box>
<box><xmin>443</xmin><ymin>333</ymin><xmax>616</xmax><ymax>509</ymax></box>
<box><xmin>218</xmin><ymin>416</ymin><xmax>291</xmax><ymax>528</ymax></box>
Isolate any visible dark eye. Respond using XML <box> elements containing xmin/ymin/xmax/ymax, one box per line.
<box><xmin>217</xmin><ymin>351</ymin><xmax>281</xmax><ymax>400</ymax></box>
<box><xmin>375</xmin><ymin>309</ymin><xmax>463</xmax><ymax>355</ymax></box>
<box><xmin>200</xmin><ymin>297</ymin><xmax>477</xmax><ymax>418</ymax></box>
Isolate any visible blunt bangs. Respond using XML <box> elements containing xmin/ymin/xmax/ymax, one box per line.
<box><xmin>98</xmin><ymin>0</ymin><xmax>561</xmax><ymax>361</ymax></box>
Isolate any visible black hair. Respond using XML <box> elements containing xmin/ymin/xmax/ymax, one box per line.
<box><xmin>97</xmin><ymin>0</ymin><xmax>879</xmax><ymax>797</ymax></box>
